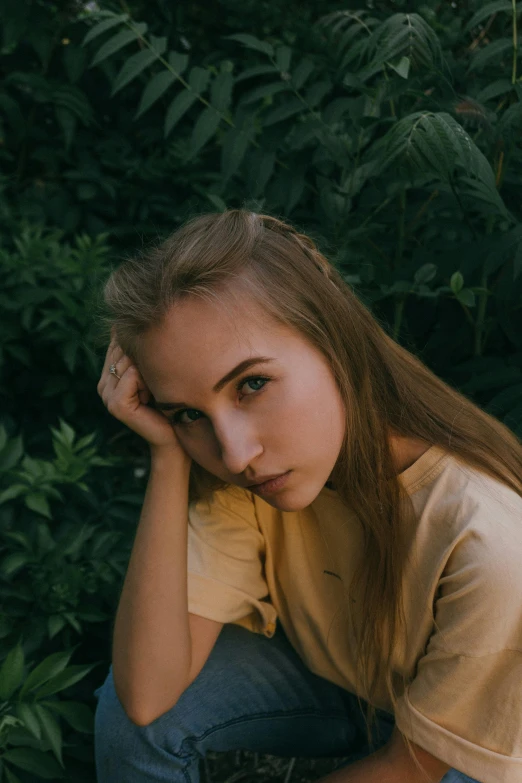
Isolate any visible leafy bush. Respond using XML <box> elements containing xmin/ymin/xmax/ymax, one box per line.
<box><xmin>0</xmin><ymin>417</ymin><xmax>145</xmax><ymax>780</ymax></box>
<box><xmin>1</xmin><ymin>0</ymin><xmax>522</xmax><ymax>780</ymax></box>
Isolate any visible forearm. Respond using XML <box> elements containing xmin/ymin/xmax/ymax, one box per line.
<box><xmin>112</xmin><ymin>447</ymin><xmax>193</xmax><ymax>725</ymax></box>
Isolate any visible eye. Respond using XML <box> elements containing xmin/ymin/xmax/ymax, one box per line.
<box><xmin>169</xmin><ymin>375</ymin><xmax>271</xmax><ymax>427</ymax></box>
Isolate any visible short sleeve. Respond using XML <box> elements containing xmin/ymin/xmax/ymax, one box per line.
<box><xmin>187</xmin><ymin>486</ymin><xmax>278</xmax><ymax>638</ymax></box>
<box><xmin>395</xmin><ymin>529</ymin><xmax>522</xmax><ymax>783</ymax></box>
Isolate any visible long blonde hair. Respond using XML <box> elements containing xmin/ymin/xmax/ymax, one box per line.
<box><xmin>102</xmin><ymin>209</ymin><xmax>522</xmax><ymax>772</ymax></box>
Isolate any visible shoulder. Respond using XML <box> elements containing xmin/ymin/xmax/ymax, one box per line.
<box><xmin>189</xmin><ymin>484</ymin><xmax>259</xmax><ymax>530</ymax></box>
<box><xmin>423</xmin><ymin>460</ymin><xmax>522</xmax><ymax>654</ymax></box>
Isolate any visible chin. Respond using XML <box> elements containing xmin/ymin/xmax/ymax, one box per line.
<box><xmin>259</xmin><ymin>486</ymin><xmax>323</xmax><ymax>513</ymax></box>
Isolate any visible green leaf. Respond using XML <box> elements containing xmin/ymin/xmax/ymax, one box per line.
<box><xmin>2</xmin><ymin>748</ymin><xmax>64</xmax><ymax>779</ymax></box>
<box><xmin>210</xmin><ymin>71</ymin><xmax>233</xmax><ymax>112</ymax></box>
<box><xmin>135</xmin><ymin>70</ymin><xmax>176</xmax><ymax>118</ymax></box>
<box><xmin>20</xmin><ymin>651</ymin><xmax>73</xmax><ymax>699</ymax></box>
<box><xmin>241</xmin><ymin>81</ymin><xmax>289</xmax><ymax>106</ymax></box>
<box><xmin>34</xmin><ymin>704</ymin><xmax>64</xmax><ymax>766</ymax></box>
<box><xmin>235</xmin><ymin>64</ymin><xmax>279</xmax><ymax>83</ymax></box>
<box><xmin>34</xmin><ymin>664</ymin><xmax>97</xmax><ymax>699</ymax></box>
<box><xmin>206</xmin><ymin>194</ymin><xmax>227</xmax><ymax>211</ymax></box>
<box><xmin>304</xmin><ymin>80</ymin><xmax>332</xmax><ymax>108</ymax></box>
<box><xmin>0</xmin><ymin>551</ymin><xmax>31</xmax><ymax>577</ymax></box>
<box><xmin>63</xmin><ymin>612</ymin><xmax>82</xmax><ymax>633</ymax></box>
<box><xmin>248</xmin><ymin>150</ymin><xmax>276</xmax><ymax>197</ymax></box>
<box><xmin>0</xmin><ymin>435</ymin><xmax>23</xmax><ymax>472</ymax></box>
<box><xmin>450</xmin><ymin>271</ymin><xmax>464</xmax><ymax>294</ymax></box>
<box><xmin>168</xmin><ymin>50</ymin><xmax>189</xmax><ymax>75</ymax></box>
<box><xmin>45</xmin><ymin>700</ymin><xmax>95</xmax><ymax>733</ymax></box>
<box><xmin>225</xmin><ymin>33</ymin><xmax>274</xmax><ymax>57</ymax></box>
<box><xmin>487</xmin><ymin>383</ymin><xmax>522</xmax><ymax>416</ymax></box>
<box><xmin>0</xmin><ymin>643</ymin><xmax>24</xmax><ymax>700</ymax></box>
<box><xmin>82</xmin><ymin>14</ymin><xmax>129</xmax><ymax>46</ymax></box>
<box><xmin>456</xmin><ymin>288</ymin><xmax>476</xmax><ymax>307</ymax></box>
<box><xmin>370</xmin><ymin>13</ymin><xmax>441</xmax><ymax>72</ymax></box>
<box><xmin>16</xmin><ymin>703</ymin><xmax>41</xmax><ymax>740</ymax></box>
<box><xmin>291</xmin><ymin>58</ymin><xmax>315</xmax><ymax>90</ymax></box>
<box><xmin>414</xmin><ymin>263</ymin><xmax>437</xmax><ymax>284</ymax></box>
<box><xmin>464</xmin><ymin>1</ymin><xmax>512</xmax><ymax>32</ymax></box>
<box><xmin>514</xmin><ymin>241</ymin><xmax>522</xmax><ymax>280</ymax></box>
<box><xmin>164</xmin><ymin>90</ymin><xmax>198</xmax><ymax>137</ymax></box>
<box><xmin>263</xmin><ymin>97</ymin><xmax>303</xmax><ymax>127</ymax></box>
<box><xmin>63</xmin><ymin>43</ymin><xmax>88</xmax><ymax>83</ymax></box>
<box><xmin>189</xmin><ymin>106</ymin><xmax>222</xmax><ymax>158</ymax></box>
<box><xmin>55</xmin><ymin>106</ymin><xmax>76</xmax><ymax>150</ymax></box>
<box><xmin>387</xmin><ymin>55</ymin><xmax>410</xmax><ymax>79</ymax></box>
<box><xmin>90</xmin><ymin>23</ymin><xmax>148</xmax><ymax>67</ymax></box>
<box><xmin>56</xmin><ymin>419</ymin><xmax>76</xmax><ymax>446</ymax></box>
<box><xmin>48</xmin><ymin>615</ymin><xmax>67</xmax><ymax>639</ymax></box>
<box><xmin>4</xmin><ymin>767</ymin><xmax>23</xmax><ymax>783</ymax></box>
<box><xmin>275</xmin><ymin>45</ymin><xmax>292</xmax><ymax>72</ymax></box>
<box><xmin>468</xmin><ymin>38</ymin><xmax>512</xmax><ymax>72</ymax></box>
<box><xmin>476</xmin><ymin>79</ymin><xmax>513</xmax><ymax>103</ymax></box>
<box><xmin>0</xmin><ymin>484</ymin><xmax>26</xmax><ymax>504</ymax></box>
<box><xmin>25</xmin><ymin>492</ymin><xmax>52</xmax><ymax>519</ymax></box>
<box><xmin>112</xmin><ymin>40</ymin><xmax>167</xmax><ymax>95</ymax></box>
<box><xmin>221</xmin><ymin>127</ymin><xmax>251</xmax><ymax>182</ymax></box>
<box><xmin>188</xmin><ymin>66</ymin><xmax>210</xmax><ymax>94</ymax></box>
<box><xmin>3</xmin><ymin>531</ymin><xmax>31</xmax><ymax>550</ymax></box>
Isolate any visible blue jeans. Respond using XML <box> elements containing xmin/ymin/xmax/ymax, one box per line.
<box><xmin>94</xmin><ymin>622</ymin><xmax>480</xmax><ymax>783</ymax></box>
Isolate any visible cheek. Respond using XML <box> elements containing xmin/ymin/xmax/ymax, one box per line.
<box><xmin>173</xmin><ymin>430</ymin><xmax>209</xmax><ymax>465</ymax></box>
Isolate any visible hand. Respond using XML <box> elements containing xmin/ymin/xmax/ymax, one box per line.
<box><xmin>97</xmin><ymin>331</ymin><xmax>188</xmax><ymax>454</ymax></box>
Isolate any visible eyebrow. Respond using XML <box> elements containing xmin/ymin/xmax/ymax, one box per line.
<box><xmin>154</xmin><ymin>357</ymin><xmax>276</xmax><ymax>412</ymax></box>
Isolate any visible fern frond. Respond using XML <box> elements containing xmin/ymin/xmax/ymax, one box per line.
<box><xmin>365</xmin><ymin>13</ymin><xmax>442</xmax><ymax>76</ymax></box>
<box><xmin>317</xmin><ymin>10</ymin><xmax>379</xmax><ymax>66</ymax></box>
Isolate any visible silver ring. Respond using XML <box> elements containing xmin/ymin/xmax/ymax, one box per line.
<box><xmin>109</xmin><ymin>363</ymin><xmax>121</xmax><ymax>380</ymax></box>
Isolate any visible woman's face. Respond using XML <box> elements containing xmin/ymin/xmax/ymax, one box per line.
<box><xmin>138</xmin><ymin>290</ymin><xmax>346</xmax><ymax>511</ymax></box>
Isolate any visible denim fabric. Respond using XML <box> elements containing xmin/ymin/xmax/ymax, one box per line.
<box><xmin>94</xmin><ymin>622</ymin><xmax>481</xmax><ymax>783</ymax></box>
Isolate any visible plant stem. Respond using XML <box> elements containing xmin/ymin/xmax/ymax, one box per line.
<box><xmin>512</xmin><ymin>0</ymin><xmax>518</xmax><ymax>84</ymax></box>
<box><xmin>394</xmin><ymin>189</ymin><xmax>406</xmax><ymax>270</ymax></box>
<box><xmin>474</xmin><ymin>213</ymin><xmax>494</xmax><ymax>356</ymax></box>
<box><xmin>449</xmin><ymin>177</ymin><xmax>478</xmax><ymax>240</ymax></box>
<box><xmin>382</xmin><ymin>65</ymin><xmax>396</xmax><ymax>118</ymax></box>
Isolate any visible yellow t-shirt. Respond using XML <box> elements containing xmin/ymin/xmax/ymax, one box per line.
<box><xmin>186</xmin><ymin>445</ymin><xmax>522</xmax><ymax>783</ymax></box>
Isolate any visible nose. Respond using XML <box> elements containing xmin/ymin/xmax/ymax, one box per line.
<box><xmin>213</xmin><ymin>415</ymin><xmax>263</xmax><ymax>477</ymax></box>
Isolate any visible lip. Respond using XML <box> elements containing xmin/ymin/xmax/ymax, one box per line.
<box><xmin>248</xmin><ymin>470</ymin><xmax>291</xmax><ymax>494</ymax></box>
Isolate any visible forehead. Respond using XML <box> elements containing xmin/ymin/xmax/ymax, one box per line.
<box><xmin>137</xmin><ymin>288</ymin><xmax>296</xmax><ymax>390</ymax></box>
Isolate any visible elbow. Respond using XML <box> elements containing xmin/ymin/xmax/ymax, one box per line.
<box><xmin>113</xmin><ymin>670</ymin><xmax>188</xmax><ymax>727</ymax></box>
<box><xmin>126</xmin><ymin>709</ymin><xmax>158</xmax><ymax>728</ymax></box>
<box><xmin>123</xmin><ymin>700</ymin><xmax>177</xmax><ymax>727</ymax></box>
<box><xmin>116</xmin><ymin>684</ymin><xmax>183</xmax><ymax>727</ymax></box>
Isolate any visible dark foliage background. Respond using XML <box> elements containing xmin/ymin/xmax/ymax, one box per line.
<box><xmin>1</xmin><ymin>0</ymin><xmax>521</xmax><ymax>780</ymax></box>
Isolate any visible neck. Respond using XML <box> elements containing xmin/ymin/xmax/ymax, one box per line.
<box><xmin>325</xmin><ymin>436</ymin><xmax>431</xmax><ymax>491</ymax></box>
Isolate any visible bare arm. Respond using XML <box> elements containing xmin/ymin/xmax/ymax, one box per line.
<box><xmin>97</xmin><ymin>334</ymin><xmax>218</xmax><ymax>726</ymax></box>
<box><xmin>112</xmin><ymin>446</ymin><xmax>194</xmax><ymax>726</ymax></box>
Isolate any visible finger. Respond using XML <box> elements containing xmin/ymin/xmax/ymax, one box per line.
<box><xmin>104</xmin><ymin>365</ymin><xmax>142</xmax><ymax>416</ymax></box>
<box><xmin>101</xmin><ymin>359</ymin><xmax>133</xmax><ymax>398</ymax></box>
<box><xmin>98</xmin><ymin>348</ymin><xmax>127</xmax><ymax>398</ymax></box>
<box><xmin>100</xmin><ymin>336</ymin><xmax>125</xmax><ymax>378</ymax></box>
<box><xmin>134</xmin><ymin>367</ymin><xmax>152</xmax><ymax>404</ymax></box>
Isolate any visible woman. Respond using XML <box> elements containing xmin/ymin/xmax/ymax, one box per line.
<box><xmin>94</xmin><ymin>210</ymin><xmax>522</xmax><ymax>783</ymax></box>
